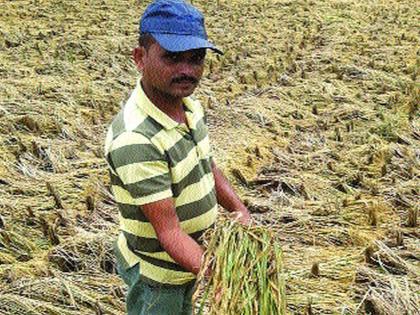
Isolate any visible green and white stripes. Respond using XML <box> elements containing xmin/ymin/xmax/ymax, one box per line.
<box><xmin>105</xmin><ymin>80</ymin><xmax>217</xmax><ymax>285</ymax></box>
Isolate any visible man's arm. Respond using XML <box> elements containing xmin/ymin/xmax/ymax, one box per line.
<box><xmin>211</xmin><ymin>160</ymin><xmax>251</xmax><ymax>224</ymax></box>
<box><xmin>141</xmin><ymin>198</ymin><xmax>204</xmax><ymax>275</ymax></box>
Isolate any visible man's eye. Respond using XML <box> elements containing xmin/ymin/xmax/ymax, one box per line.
<box><xmin>166</xmin><ymin>54</ymin><xmax>181</xmax><ymax>63</ymax></box>
<box><xmin>192</xmin><ymin>54</ymin><xmax>205</xmax><ymax>64</ymax></box>
<box><xmin>189</xmin><ymin>52</ymin><xmax>205</xmax><ymax>65</ymax></box>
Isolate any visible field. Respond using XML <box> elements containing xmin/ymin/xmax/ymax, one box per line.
<box><xmin>0</xmin><ymin>0</ymin><xmax>419</xmax><ymax>314</ymax></box>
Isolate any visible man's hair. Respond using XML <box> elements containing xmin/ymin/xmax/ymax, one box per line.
<box><xmin>139</xmin><ymin>33</ymin><xmax>155</xmax><ymax>51</ymax></box>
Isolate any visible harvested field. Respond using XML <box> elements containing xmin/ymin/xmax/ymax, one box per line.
<box><xmin>0</xmin><ymin>0</ymin><xmax>419</xmax><ymax>314</ymax></box>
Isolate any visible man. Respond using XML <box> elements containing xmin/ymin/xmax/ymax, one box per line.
<box><xmin>104</xmin><ymin>1</ymin><xmax>251</xmax><ymax>314</ymax></box>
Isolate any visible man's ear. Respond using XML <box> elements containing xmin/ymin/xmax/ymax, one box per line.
<box><xmin>133</xmin><ymin>47</ymin><xmax>145</xmax><ymax>72</ymax></box>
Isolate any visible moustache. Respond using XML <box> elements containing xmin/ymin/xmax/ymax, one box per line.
<box><xmin>171</xmin><ymin>76</ymin><xmax>198</xmax><ymax>85</ymax></box>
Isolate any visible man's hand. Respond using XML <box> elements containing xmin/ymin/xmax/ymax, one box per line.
<box><xmin>231</xmin><ymin>209</ymin><xmax>252</xmax><ymax>225</ymax></box>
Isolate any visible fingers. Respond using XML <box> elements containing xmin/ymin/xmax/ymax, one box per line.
<box><xmin>230</xmin><ymin>210</ymin><xmax>252</xmax><ymax>225</ymax></box>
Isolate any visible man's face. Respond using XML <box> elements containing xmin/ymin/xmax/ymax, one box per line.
<box><xmin>134</xmin><ymin>42</ymin><xmax>206</xmax><ymax>99</ymax></box>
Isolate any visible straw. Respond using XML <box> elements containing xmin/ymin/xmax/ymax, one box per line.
<box><xmin>195</xmin><ymin>219</ymin><xmax>286</xmax><ymax>315</ymax></box>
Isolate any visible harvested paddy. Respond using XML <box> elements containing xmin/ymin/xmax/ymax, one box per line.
<box><xmin>0</xmin><ymin>0</ymin><xmax>418</xmax><ymax>314</ymax></box>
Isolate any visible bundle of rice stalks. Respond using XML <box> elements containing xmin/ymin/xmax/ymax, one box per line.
<box><xmin>195</xmin><ymin>220</ymin><xmax>286</xmax><ymax>315</ymax></box>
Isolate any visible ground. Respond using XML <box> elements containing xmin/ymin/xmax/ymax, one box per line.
<box><xmin>0</xmin><ymin>0</ymin><xmax>418</xmax><ymax>314</ymax></box>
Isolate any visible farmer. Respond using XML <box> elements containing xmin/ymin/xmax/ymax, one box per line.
<box><xmin>104</xmin><ymin>0</ymin><xmax>251</xmax><ymax>314</ymax></box>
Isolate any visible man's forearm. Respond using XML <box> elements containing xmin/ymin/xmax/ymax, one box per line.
<box><xmin>158</xmin><ymin>228</ymin><xmax>204</xmax><ymax>275</ymax></box>
<box><xmin>212</xmin><ymin>162</ymin><xmax>249</xmax><ymax>216</ymax></box>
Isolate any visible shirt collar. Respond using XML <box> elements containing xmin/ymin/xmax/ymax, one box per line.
<box><xmin>135</xmin><ymin>79</ymin><xmax>196</xmax><ymax>130</ymax></box>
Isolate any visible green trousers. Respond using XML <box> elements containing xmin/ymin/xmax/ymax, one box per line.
<box><xmin>117</xmin><ymin>262</ymin><xmax>196</xmax><ymax>315</ymax></box>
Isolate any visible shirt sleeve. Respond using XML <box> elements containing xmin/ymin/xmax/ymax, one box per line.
<box><xmin>108</xmin><ymin>131</ymin><xmax>173</xmax><ymax>205</ymax></box>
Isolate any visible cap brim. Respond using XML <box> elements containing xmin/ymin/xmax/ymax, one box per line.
<box><xmin>151</xmin><ymin>33</ymin><xmax>223</xmax><ymax>55</ymax></box>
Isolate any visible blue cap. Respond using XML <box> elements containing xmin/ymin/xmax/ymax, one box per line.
<box><xmin>140</xmin><ymin>0</ymin><xmax>223</xmax><ymax>54</ymax></box>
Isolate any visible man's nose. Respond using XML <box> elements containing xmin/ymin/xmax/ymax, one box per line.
<box><xmin>177</xmin><ymin>61</ymin><xmax>199</xmax><ymax>77</ymax></box>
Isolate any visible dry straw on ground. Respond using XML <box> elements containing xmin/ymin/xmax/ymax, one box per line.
<box><xmin>354</xmin><ymin>266</ymin><xmax>419</xmax><ymax>315</ymax></box>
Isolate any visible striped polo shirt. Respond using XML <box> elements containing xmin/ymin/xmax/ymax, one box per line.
<box><xmin>104</xmin><ymin>80</ymin><xmax>217</xmax><ymax>286</ymax></box>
